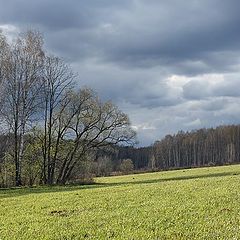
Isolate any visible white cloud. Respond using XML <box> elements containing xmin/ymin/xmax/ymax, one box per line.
<box><xmin>0</xmin><ymin>24</ymin><xmax>19</xmax><ymax>41</ymax></box>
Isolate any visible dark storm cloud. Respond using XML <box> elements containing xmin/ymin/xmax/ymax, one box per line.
<box><xmin>73</xmin><ymin>62</ymin><xmax>182</xmax><ymax>109</ymax></box>
<box><xmin>100</xmin><ymin>0</ymin><xmax>240</xmax><ymax>74</ymax></box>
<box><xmin>1</xmin><ymin>0</ymin><xmax>240</xmax><ymax>145</ymax></box>
<box><xmin>0</xmin><ymin>0</ymin><xmax>130</xmax><ymax>30</ymax></box>
<box><xmin>2</xmin><ymin>0</ymin><xmax>240</xmax><ymax>74</ymax></box>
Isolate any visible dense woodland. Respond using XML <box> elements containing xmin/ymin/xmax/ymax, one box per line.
<box><xmin>152</xmin><ymin>125</ymin><xmax>240</xmax><ymax>169</ymax></box>
<box><xmin>109</xmin><ymin>125</ymin><xmax>240</xmax><ymax>172</ymax></box>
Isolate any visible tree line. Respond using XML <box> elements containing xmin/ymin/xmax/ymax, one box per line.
<box><xmin>152</xmin><ymin>125</ymin><xmax>240</xmax><ymax>169</ymax></box>
<box><xmin>108</xmin><ymin>125</ymin><xmax>240</xmax><ymax>172</ymax></box>
<box><xmin>0</xmin><ymin>30</ymin><xmax>135</xmax><ymax>187</ymax></box>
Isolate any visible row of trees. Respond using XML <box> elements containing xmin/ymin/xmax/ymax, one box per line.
<box><xmin>100</xmin><ymin>125</ymin><xmax>240</xmax><ymax>173</ymax></box>
<box><xmin>0</xmin><ymin>30</ymin><xmax>136</xmax><ymax>187</ymax></box>
<box><xmin>153</xmin><ymin>125</ymin><xmax>240</xmax><ymax>169</ymax></box>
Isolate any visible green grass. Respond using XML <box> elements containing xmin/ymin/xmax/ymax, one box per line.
<box><xmin>1</xmin><ymin>165</ymin><xmax>240</xmax><ymax>239</ymax></box>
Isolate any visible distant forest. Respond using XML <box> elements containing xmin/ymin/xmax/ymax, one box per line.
<box><xmin>104</xmin><ymin>124</ymin><xmax>240</xmax><ymax>173</ymax></box>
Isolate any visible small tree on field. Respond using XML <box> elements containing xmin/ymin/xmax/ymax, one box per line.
<box><xmin>94</xmin><ymin>156</ymin><xmax>112</xmax><ymax>176</ymax></box>
<box><xmin>120</xmin><ymin>159</ymin><xmax>134</xmax><ymax>174</ymax></box>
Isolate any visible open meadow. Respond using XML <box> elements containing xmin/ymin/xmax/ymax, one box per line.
<box><xmin>1</xmin><ymin>165</ymin><xmax>240</xmax><ymax>239</ymax></box>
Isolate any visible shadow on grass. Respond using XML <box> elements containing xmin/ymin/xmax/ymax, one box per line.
<box><xmin>0</xmin><ymin>171</ymin><xmax>238</xmax><ymax>199</ymax></box>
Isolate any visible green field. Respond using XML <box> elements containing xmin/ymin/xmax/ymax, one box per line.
<box><xmin>1</xmin><ymin>165</ymin><xmax>240</xmax><ymax>239</ymax></box>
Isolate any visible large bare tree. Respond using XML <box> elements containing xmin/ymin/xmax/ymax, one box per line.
<box><xmin>55</xmin><ymin>89</ymin><xmax>136</xmax><ymax>184</ymax></box>
<box><xmin>37</xmin><ymin>87</ymin><xmax>136</xmax><ymax>185</ymax></box>
<box><xmin>40</xmin><ymin>56</ymin><xmax>74</xmax><ymax>184</ymax></box>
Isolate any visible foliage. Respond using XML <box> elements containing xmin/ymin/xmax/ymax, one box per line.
<box><xmin>0</xmin><ymin>152</ymin><xmax>15</xmax><ymax>187</ymax></box>
<box><xmin>120</xmin><ymin>158</ymin><xmax>134</xmax><ymax>174</ymax></box>
<box><xmin>21</xmin><ymin>137</ymin><xmax>42</xmax><ymax>186</ymax></box>
<box><xmin>93</xmin><ymin>156</ymin><xmax>113</xmax><ymax>176</ymax></box>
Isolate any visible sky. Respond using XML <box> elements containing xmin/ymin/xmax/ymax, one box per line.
<box><xmin>1</xmin><ymin>0</ymin><xmax>240</xmax><ymax>146</ymax></box>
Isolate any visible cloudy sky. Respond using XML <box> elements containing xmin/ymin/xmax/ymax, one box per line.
<box><xmin>1</xmin><ymin>0</ymin><xmax>240</xmax><ymax>146</ymax></box>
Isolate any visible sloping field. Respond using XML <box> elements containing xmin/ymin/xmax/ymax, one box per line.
<box><xmin>1</xmin><ymin>165</ymin><xmax>240</xmax><ymax>239</ymax></box>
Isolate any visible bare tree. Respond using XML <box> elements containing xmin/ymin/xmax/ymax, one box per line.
<box><xmin>55</xmin><ymin>89</ymin><xmax>136</xmax><ymax>184</ymax></box>
<box><xmin>39</xmin><ymin>56</ymin><xmax>74</xmax><ymax>184</ymax></box>
<box><xmin>0</xmin><ymin>31</ymin><xmax>9</xmax><ymax>106</ymax></box>
<box><xmin>0</xmin><ymin>31</ymin><xmax>44</xmax><ymax>186</ymax></box>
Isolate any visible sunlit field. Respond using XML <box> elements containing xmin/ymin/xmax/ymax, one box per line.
<box><xmin>1</xmin><ymin>165</ymin><xmax>240</xmax><ymax>239</ymax></box>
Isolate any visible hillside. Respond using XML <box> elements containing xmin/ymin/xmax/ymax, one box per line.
<box><xmin>1</xmin><ymin>165</ymin><xmax>240</xmax><ymax>239</ymax></box>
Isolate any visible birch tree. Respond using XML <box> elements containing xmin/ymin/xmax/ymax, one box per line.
<box><xmin>0</xmin><ymin>31</ymin><xmax>44</xmax><ymax>186</ymax></box>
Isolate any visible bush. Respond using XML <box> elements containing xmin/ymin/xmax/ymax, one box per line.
<box><xmin>120</xmin><ymin>159</ymin><xmax>134</xmax><ymax>174</ymax></box>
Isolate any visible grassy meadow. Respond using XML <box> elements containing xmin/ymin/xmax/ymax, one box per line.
<box><xmin>1</xmin><ymin>165</ymin><xmax>240</xmax><ymax>239</ymax></box>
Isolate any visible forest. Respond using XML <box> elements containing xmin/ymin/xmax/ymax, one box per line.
<box><xmin>94</xmin><ymin>124</ymin><xmax>240</xmax><ymax>174</ymax></box>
